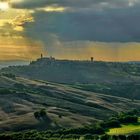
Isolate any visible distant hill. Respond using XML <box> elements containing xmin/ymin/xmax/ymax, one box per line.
<box><xmin>1</xmin><ymin>58</ymin><xmax>140</xmax><ymax>99</ymax></box>
<box><xmin>1</xmin><ymin>57</ymin><xmax>140</xmax><ymax>84</ymax></box>
<box><xmin>0</xmin><ymin>61</ymin><xmax>29</xmax><ymax>69</ymax></box>
<box><xmin>0</xmin><ymin>75</ymin><xmax>140</xmax><ymax>132</ymax></box>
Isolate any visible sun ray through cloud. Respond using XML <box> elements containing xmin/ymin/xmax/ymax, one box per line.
<box><xmin>0</xmin><ymin>0</ymin><xmax>140</xmax><ymax>62</ymax></box>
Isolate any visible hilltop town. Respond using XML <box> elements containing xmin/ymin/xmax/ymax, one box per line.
<box><xmin>30</xmin><ymin>54</ymin><xmax>95</xmax><ymax>66</ymax></box>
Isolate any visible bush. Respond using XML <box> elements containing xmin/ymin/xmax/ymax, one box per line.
<box><xmin>14</xmin><ymin>83</ymin><xmax>25</xmax><ymax>89</ymax></box>
<box><xmin>34</xmin><ymin>111</ymin><xmax>40</xmax><ymax>120</ymax></box>
<box><xmin>2</xmin><ymin>73</ymin><xmax>16</xmax><ymax>79</ymax></box>
<box><xmin>34</xmin><ymin>109</ymin><xmax>51</xmax><ymax>123</ymax></box>
<box><xmin>58</xmin><ymin>114</ymin><xmax>62</xmax><ymax>118</ymax></box>
<box><xmin>101</xmin><ymin>120</ymin><xmax>120</xmax><ymax>128</ymax></box>
<box><xmin>119</xmin><ymin>115</ymin><xmax>138</xmax><ymax>124</ymax></box>
<box><xmin>0</xmin><ymin>89</ymin><xmax>12</xmax><ymax>94</ymax></box>
<box><xmin>52</xmin><ymin>133</ymin><xmax>61</xmax><ymax>138</ymax></box>
<box><xmin>100</xmin><ymin>134</ymin><xmax>110</xmax><ymax>140</ymax></box>
<box><xmin>40</xmin><ymin>109</ymin><xmax>47</xmax><ymax>117</ymax></box>
<box><xmin>84</xmin><ymin>134</ymin><xmax>94</xmax><ymax>139</ymax></box>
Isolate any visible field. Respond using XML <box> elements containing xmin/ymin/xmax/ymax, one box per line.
<box><xmin>2</xmin><ymin>60</ymin><xmax>140</xmax><ymax>100</ymax></box>
<box><xmin>107</xmin><ymin>118</ymin><xmax>140</xmax><ymax>135</ymax></box>
<box><xmin>107</xmin><ymin>124</ymin><xmax>140</xmax><ymax>135</ymax></box>
<box><xmin>0</xmin><ymin>73</ymin><xmax>140</xmax><ymax>132</ymax></box>
<box><xmin>0</xmin><ymin>60</ymin><xmax>140</xmax><ymax>134</ymax></box>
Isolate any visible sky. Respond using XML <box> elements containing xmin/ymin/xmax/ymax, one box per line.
<box><xmin>0</xmin><ymin>0</ymin><xmax>140</xmax><ymax>62</ymax></box>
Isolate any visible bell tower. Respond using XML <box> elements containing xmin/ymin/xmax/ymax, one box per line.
<box><xmin>41</xmin><ymin>53</ymin><xmax>43</xmax><ymax>59</ymax></box>
<box><xmin>91</xmin><ymin>57</ymin><xmax>94</xmax><ymax>62</ymax></box>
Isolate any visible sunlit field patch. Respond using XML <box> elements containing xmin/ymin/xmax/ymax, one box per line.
<box><xmin>107</xmin><ymin>118</ymin><xmax>140</xmax><ymax>135</ymax></box>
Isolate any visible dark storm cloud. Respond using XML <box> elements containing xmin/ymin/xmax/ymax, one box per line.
<box><xmin>10</xmin><ymin>0</ymin><xmax>140</xmax><ymax>42</ymax></box>
<box><xmin>23</xmin><ymin>4</ymin><xmax>140</xmax><ymax>43</ymax></box>
<box><xmin>11</xmin><ymin>0</ymin><xmax>139</xmax><ymax>9</ymax></box>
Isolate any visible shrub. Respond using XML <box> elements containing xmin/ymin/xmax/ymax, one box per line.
<box><xmin>34</xmin><ymin>109</ymin><xmax>51</xmax><ymax>123</ymax></box>
<box><xmin>0</xmin><ymin>89</ymin><xmax>12</xmax><ymax>94</ymax></box>
<box><xmin>84</xmin><ymin>134</ymin><xmax>94</xmax><ymax>139</ymax></box>
<box><xmin>101</xmin><ymin>120</ymin><xmax>120</xmax><ymax>128</ymax></box>
<box><xmin>2</xmin><ymin>73</ymin><xmax>16</xmax><ymax>79</ymax></box>
<box><xmin>119</xmin><ymin>115</ymin><xmax>138</xmax><ymax>124</ymax></box>
<box><xmin>40</xmin><ymin>109</ymin><xmax>47</xmax><ymax>118</ymax></box>
<box><xmin>100</xmin><ymin>134</ymin><xmax>110</xmax><ymax>140</ymax></box>
<box><xmin>14</xmin><ymin>83</ymin><xmax>25</xmax><ymax>89</ymax></box>
<box><xmin>34</xmin><ymin>111</ymin><xmax>40</xmax><ymax>120</ymax></box>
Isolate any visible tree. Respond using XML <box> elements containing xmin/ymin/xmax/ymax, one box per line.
<box><xmin>34</xmin><ymin>111</ymin><xmax>40</xmax><ymax>120</ymax></box>
<box><xmin>40</xmin><ymin>109</ymin><xmax>47</xmax><ymax>117</ymax></box>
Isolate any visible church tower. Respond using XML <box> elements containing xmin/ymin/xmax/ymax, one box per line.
<box><xmin>91</xmin><ymin>57</ymin><xmax>94</xmax><ymax>62</ymax></box>
<box><xmin>41</xmin><ymin>53</ymin><xmax>43</xmax><ymax>59</ymax></box>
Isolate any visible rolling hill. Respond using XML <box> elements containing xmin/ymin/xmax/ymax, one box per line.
<box><xmin>0</xmin><ymin>58</ymin><xmax>140</xmax><ymax>132</ymax></box>
<box><xmin>1</xmin><ymin>58</ymin><xmax>140</xmax><ymax>99</ymax></box>
<box><xmin>1</xmin><ymin>58</ymin><xmax>140</xmax><ymax>84</ymax></box>
<box><xmin>0</xmin><ymin>75</ymin><xmax>140</xmax><ymax>132</ymax></box>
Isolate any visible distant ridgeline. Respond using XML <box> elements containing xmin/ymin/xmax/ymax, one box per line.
<box><xmin>30</xmin><ymin>56</ymin><xmax>94</xmax><ymax>65</ymax></box>
<box><xmin>1</xmin><ymin>57</ymin><xmax>140</xmax><ymax>84</ymax></box>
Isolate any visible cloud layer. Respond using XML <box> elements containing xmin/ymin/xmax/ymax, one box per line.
<box><xmin>0</xmin><ymin>0</ymin><xmax>140</xmax><ymax>61</ymax></box>
<box><xmin>10</xmin><ymin>0</ymin><xmax>140</xmax><ymax>9</ymax></box>
<box><xmin>9</xmin><ymin>0</ymin><xmax>140</xmax><ymax>42</ymax></box>
<box><xmin>0</xmin><ymin>5</ymin><xmax>45</xmax><ymax>61</ymax></box>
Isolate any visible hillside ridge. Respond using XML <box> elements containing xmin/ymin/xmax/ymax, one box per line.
<box><xmin>0</xmin><ymin>75</ymin><xmax>140</xmax><ymax>131</ymax></box>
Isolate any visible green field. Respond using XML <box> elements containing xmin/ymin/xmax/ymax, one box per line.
<box><xmin>107</xmin><ymin>124</ymin><xmax>140</xmax><ymax>135</ymax></box>
<box><xmin>107</xmin><ymin>118</ymin><xmax>140</xmax><ymax>135</ymax></box>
